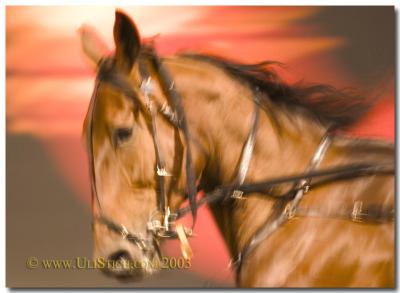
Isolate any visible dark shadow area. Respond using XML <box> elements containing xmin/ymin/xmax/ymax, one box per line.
<box><xmin>6</xmin><ymin>134</ymin><xmax>225</xmax><ymax>287</ymax></box>
<box><xmin>296</xmin><ymin>6</ymin><xmax>394</xmax><ymax>85</ymax></box>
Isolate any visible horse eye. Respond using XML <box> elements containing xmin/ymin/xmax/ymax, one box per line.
<box><xmin>114</xmin><ymin>128</ymin><xmax>132</xmax><ymax>144</ymax></box>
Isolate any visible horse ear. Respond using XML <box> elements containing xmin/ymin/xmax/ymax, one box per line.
<box><xmin>113</xmin><ymin>10</ymin><xmax>141</xmax><ymax>73</ymax></box>
<box><xmin>79</xmin><ymin>24</ymin><xmax>110</xmax><ymax>69</ymax></box>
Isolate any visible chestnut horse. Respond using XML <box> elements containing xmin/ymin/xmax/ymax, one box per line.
<box><xmin>81</xmin><ymin>10</ymin><xmax>394</xmax><ymax>287</ymax></box>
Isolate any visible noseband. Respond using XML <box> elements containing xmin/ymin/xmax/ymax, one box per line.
<box><xmin>86</xmin><ymin>45</ymin><xmax>394</xmax><ymax>269</ymax></box>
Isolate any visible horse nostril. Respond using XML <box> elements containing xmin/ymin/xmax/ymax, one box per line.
<box><xmin>108</xmin><ymin>250</ymin><xmax>132</xmax><ymax>263</ymax></box>
<box><xmin>104</xmin><ymin>250</ymin><xmax>146</xmax><ymax>281</ymax></box>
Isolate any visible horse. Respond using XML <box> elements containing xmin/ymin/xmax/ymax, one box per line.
<box><xmin>80</xmin><ymin>10</ymin><xmax>394</xmax><ymax>287</ymax></box>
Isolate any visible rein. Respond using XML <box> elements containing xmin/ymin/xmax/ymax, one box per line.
<box><xmin>86</xmin><ymin>45</ymin><xmax>395</xmax><ymax>273</ymax></box>
<box><xmin>174</xmin><ymin>162</ymin><xmax>394</xmax><ymax>218</ymax></box>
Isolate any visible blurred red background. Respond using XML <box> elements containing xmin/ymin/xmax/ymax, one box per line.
<box><xmin>6</xmin><ymin>6</ymin><xmax>394</xmax><ymax>284</ymax></box>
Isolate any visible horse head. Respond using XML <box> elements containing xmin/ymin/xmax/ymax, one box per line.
<box><xmin>81</xmin><ymin>10</ymin><xmax>204</xmax><ymax>279</ymax></box>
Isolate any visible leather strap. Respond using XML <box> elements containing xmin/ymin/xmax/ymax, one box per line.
<box><xmin>231</xmin><ymin>95</ymin><xmax>260</xmax><ymax>199</ymax></box>
<box><xmin>233</xmin><ymin>133</ymin><xmax>333</xmax><ymax>273</ymax></box>
<box><xmin>144</xmin><ymin>47</ymin><xmax>199</xmax><ymax>227</ymax></box>
<box><xmin>175</xmin><ymin>162</ymin><xmax>394</xmax><ymax>218</ymax></box>
<box><xmin>294</xmin><ymin>203</ymin><xmax>394</xmax><ymax>224</ymax></box>
<box><xmin>138</xmin><ymin>57</ymin><xmax>169</xmax><ymax>217</ymax></box>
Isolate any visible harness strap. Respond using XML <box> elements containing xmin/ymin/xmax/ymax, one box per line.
<box><xmin>144</xmin><ymin>48</ymin><xmax>199</xmax><ymax>228</ymax></box>
<box><xmin>138</xmin><ymin>57</ymin><xmax>169</xmax><ymax>218</ymax></box>
<box><xmin>232</xmin><ymin>133</ymin><xmax>332</xmax><ymax>273</ymax></box>
<box><xmin>96</xmin><ymin>216</ymin><xmax>151</xmax><ymax>250</ymax></box>
<box><xmin>231</xmin><ymin>94</ymin><xmax>260</xmax><ymax>199</ymax></box>
<box><xmin>238</xmin><ymin>163</ymin><xmax>394</xmax><ymax>195</ymax></box>
<box><xmin>294</xmin><ymin>203</ymin><xmax>394</xmax><ymax>223</ymax></box>
<box><xmin>174</xmin><ymin>162</ymin><xmax>394</xmax><ymax>218</ymax></box>
<box><xmin>283</xmin><ymin>132</ymin><xmax>332</xmax><ymax>217</ymax></box>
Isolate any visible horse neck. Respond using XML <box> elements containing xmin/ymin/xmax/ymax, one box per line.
<box><xmin>199</xmin><ymin>100</ymin><xmax>393</xmax><ymax>259</ymax></box>
<box><xmin>165</xmin><ymin>57</ymin><xmax>327</xmax><ymax>253</ymax></box>
<box><xmin>165</xmin><ymin>57</ymin><xmax>393</xmax><ymax>257</ymax></box>
<box><xmin>199</xmin><ymin>106</ymin><xmax>329</xmax><ymax>256</ymax></box>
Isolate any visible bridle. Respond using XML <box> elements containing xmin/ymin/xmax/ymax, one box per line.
<box><xmin>87</xmin><ymin>46</ymin><xmax>200</xmax><ymax>258</ymax></box>
<box><xmin>86</xmin><ymin>45</ymin><xmax>394</xmax><ymax>273</ymax></box>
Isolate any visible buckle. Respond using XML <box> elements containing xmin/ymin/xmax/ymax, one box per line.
<box><xmin>120</xmin><ymin>224</ymin><xmax>129</xmax><ymax>239</ymax></box>
<box><xmin>140</xmin><ymin>77</ymin><xmax>153</xmax><ymax>96</ymax></box>
<box><xmin>147</xmin><ymin>219</ymin><xmax>162</xmax><ymax>232</ymax></box>
<box><xmin>147</xmin><ymin>208</ymin><xmax>179</xmax><ymax>236</ymax></box>
<box><xmin>283</xmin><ymin>203</ymin><xmax>296</xmax><ymax>219</ymax></box>
<box><xmin>160</xmin><ymin>103</ymin><xmax>178</xmax><ymax>124</ymax></box>
<box><xmin>351</xmin><ymin>201</ymin><xmax>363</xmax><ymax>222</ymax></box>
<box><xmin>136</xmin><ymin>239</ymin><xmax>148</xmax><ymax>251</ymax></box>
<box><xmin>147</xmin><ymin>208</ymin><xmax>193</xmax><ymax>241</ymax></box>
<box><xmin>157</xmin><ymin>166</ymin><xmax>172</xmax><ymax>177</ymax></box>
<box><xmin>231</xmin><ymin>190</ymin><xmax>244</xmax><ymax>199</ymax></box>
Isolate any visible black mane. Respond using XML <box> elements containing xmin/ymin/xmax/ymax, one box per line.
<box><xmin>181</xmin><ymin>53</ymin><xmax>375</xmax><ymax>129</ymax></box>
